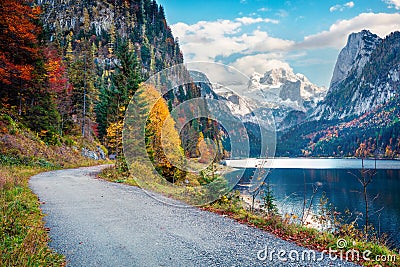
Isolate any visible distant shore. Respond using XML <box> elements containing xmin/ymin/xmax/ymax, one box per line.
<box><xmin>222</xmin><ymin>157</ymin><xmax>400</xmax><ymax>169</ymax></box>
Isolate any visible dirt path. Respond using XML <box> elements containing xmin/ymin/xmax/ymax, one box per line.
<box><xmin>29</xmin><ymin>165</ymin><xmax>358</xmax><ymax>267</ymax></box>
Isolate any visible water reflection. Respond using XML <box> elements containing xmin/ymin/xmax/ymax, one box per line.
<box><xmin>234</xmin><ymin>167</ymin><xmax>400</xmax><ymax>248</ymax></box>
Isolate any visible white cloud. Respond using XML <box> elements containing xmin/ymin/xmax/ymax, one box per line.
<box><xmin>171</xmin><ymin>18</ymin><xmax>293</xmax><ymax>62</ymax></box>
<box><xmin>231</xmin><ymin>55</ymin><xmax>291</xmax><ymax>76</ymax></box>
<box><xmin>257</xmin><ymin>7</ymin><xmax>270</xmax><ymax>12</ymax></box>
<box><xmin>330</xmin><ymin>1</ymin><xmax>355</xmax><ymax>12</ymax></box>
<box><xmin>276</xmin><ymin>9</ymin><xmax>289</xmax><ymax>17</ymax></box>
<box><xmin>297</xmin><ymin>13</ymin><xmax>400</xmax><ymax>49</ymax></box>
<box><xmin>384</xmin><ymin>0</ymin><xmax>400</xmax><ymax>9</ymax></box>
<box><xmin>172</xmin><ymin>12</ymin><xmax>400</xmax><ymax>85</ymax></box>
<box><xmin>235</xmin><ymin>17</ymin><xmax>279</xmax><ymax>25</ymax></box>
<box><xmin>240</xmin><ymin>30</ymin><xmax>294</xmax><ymax>53</ymax></box>
<box><xmin>173</xmin><ymin>12</ymin><xmax>400</xmax><ymax>63</ymax></box>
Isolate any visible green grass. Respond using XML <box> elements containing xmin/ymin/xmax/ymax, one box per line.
<box><xmin>98</xmin><ymin>165</ymin><xmax>138</xmax><ymax>186</ymax></box>
<box><xmin>1</xmin><ymin>166</ymin><xmax>65</xmax><ymax>266</ymax></box>
<box><xmin>0</xmin><ymin>109</ymin><xmax>111</xmax><ymax>265</ymax></box>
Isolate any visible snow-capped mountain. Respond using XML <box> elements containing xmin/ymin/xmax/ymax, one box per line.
<box><xmin>243</xmin><ymin>67</ymin><xmax>326</xmax><ymax>130</ymax></box>
<box><xmin>192</xmin><ymin>66</ymin><xmax>326</xmax><ymax>131</ymax></box>
<box><xmin>312</xmin><ymin>30</ymin><xmax>399</xmax><ymax>121</ymax></box>
<box><xmin>249</xmin><ymin>67</ymin><xmax>326</xmax><ymax>109</ymax></box>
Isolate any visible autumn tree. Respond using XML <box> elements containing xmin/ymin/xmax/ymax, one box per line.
<box><xmin>197</xmin><ymin>132</ymin><xmax>213</xmax><ymax>164</ymax></box>
<box><xmin>0</xmin><ymin>0</ymin><xmax>66</xmax><ymax>144</ymax></box>
<box><xmin>106</xmin><ymin>118</ymin><xmax>124</xmax><ymax>156</ymax></box>
<box><xmin>143</xmin><ymin>85</ymin><xmax>186</xmax><ymax>183</ymax></box>
<box><xmin>385</xmin><ymin>145</ymin><xmax>394</xmax><ymax>158</ymax></box>
<box><xmin>0</xmin><ymin>0</ymin><xmax>41</xmax><ymax>115</ymax></box>
<box><xmin>43</xmin><ymin>45</ymin><xmax>73</xmax><ymax>135</ymax></box>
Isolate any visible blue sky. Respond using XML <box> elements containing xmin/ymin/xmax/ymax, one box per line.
<box><xmin>157</xmin><ymin>0</ymin><xmax>400</xmax><ymax>87</ymax></box>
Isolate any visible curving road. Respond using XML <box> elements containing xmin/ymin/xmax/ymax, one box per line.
<box><xmin>29</xmin><ymin>165</ymin><xmax>358</xmax><ymax>267</ymax></box>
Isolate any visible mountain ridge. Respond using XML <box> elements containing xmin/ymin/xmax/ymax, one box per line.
<box><xmin>277</xmin><ymin>30</ymin><xmax>400</xmax><ymax>158</ymax></box>
<box><xmin>212</xmin><ymin>66</ymin><xmax>327</xmax><ymax>131</ymax></box>
<box><xmin>311</xmin><ymin>30</ymin><xmax>398</xmax><ymax>121</ymax></box>
<box><xmin>329</xmin><ymin>29</ymin><xmax>381</xmax><ymax>92</ymax></box>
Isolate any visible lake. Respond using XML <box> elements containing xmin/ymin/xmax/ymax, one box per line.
<box><xmin>228</xmin><ymin>158</ymin><xmax>400</xmax><ymax>248</ymax></box>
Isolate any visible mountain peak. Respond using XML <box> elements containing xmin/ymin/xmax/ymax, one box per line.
<box><xmin>262</xmin><ymin>67</ymin><xmax>296</xmax><ymax>85</ymax></box>
<box><xmin>329</xmin><ymin>30</ymin><xmax>381</xmax><ymax>90</ymax></box>
<box><xmin>312</xmin><ymin>30</ymin><xmax>399</xmax><ymax>121</ymax></box>
<box><xmin>349</xmin><ymin>29</ymin><xmax>374</xmax><ymax>38</ymax></box>
<box><xmin>249</xmin><ymin>67</ymin><xmax>326</xmax><ymax>102</ymax></box>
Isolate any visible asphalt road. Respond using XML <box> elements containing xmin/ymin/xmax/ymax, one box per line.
<box><xmin>29</xmin><ymin>165</ymin><xmax>359</xmax><ymax>267</ymax></box>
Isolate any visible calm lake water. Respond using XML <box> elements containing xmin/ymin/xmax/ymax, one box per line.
<box><xmin>230</xmin><ymin>159</ymin><xmax>400</xmax><ymax>248</ymax></box>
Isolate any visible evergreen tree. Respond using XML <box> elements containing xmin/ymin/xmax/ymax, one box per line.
<box><xmin>95</xmin><ymin>39</ymin><xmax>141</xmax><ymax>153</ymax></box>
<box><xmin>262</xmin><ymin>177</ymin><xmax>278</xmax><ymax>217</ymax></box>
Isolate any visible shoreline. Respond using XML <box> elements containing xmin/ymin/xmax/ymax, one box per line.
<box><xmin>240</xmin><ymin>194</ymin><xmax>325</xmax><ymax>230</ymax></box>
<box><xmin>222</xmin><ymin>157</ymin><xmax>400</xmax><ymax>169</ymax></box>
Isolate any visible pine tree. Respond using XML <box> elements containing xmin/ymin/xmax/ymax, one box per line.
<box><xmin>262</xmin><ymin>177</ymin><xmax>278</xmax><ymax>217</ymax></box>
<box><xmin>96</xmin><ymin>39</ymin><xmax>141</xmax><ymax>153</ymax></box>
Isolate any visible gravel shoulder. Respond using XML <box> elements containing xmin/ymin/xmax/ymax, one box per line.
<box><xmin>29</xmin><ymin>165</ymin><xmax>359</xmax><ymax>267</ymax></box>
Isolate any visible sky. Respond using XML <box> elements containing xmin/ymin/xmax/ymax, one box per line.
<box><xmin>157</xmin><ymin>0</ymin><xmax>400</xmax><ymax>87</ymax></box>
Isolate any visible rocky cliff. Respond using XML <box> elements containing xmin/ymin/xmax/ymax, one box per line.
<box><xmin>312</xmin><ymin>30</ymin><xmax>400</xmax><ymax>121</ymax></box>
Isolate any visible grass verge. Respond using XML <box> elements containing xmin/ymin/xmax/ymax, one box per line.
<box><xmin>204</xmin><ymin>192</ymin><xmax>399</xmax><ymax>267</ymax></box>
<box><xmin>0</xmin><ymin>159</ymin><xmax>109</xmax><ymax>267</ymax></box>
<box><xmin>0</xmin><ymin>111</ymin><xmax>110</xmax><ymax>265</ymax></box>
<box><xmin>98</xmin><ymin>164</ymin><xmax>138</xmax><ymax>186</ymax></box>
<box><xmin>1</xmin><ymin>166</ymin><xmax>65</xmax><ymax>266</ymax></box>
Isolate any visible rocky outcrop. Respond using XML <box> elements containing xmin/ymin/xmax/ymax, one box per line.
<box><xmin>329</xmin><ymin>30</ymin><xmax>381</xmax><ymax>91</ymax></box>
<box><xmin>312</xmin><ymin>31</ymin><xmax>399</xmax><ymax>121</ymax></box>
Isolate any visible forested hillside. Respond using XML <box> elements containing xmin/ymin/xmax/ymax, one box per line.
<box><xmin>1</xmin><ymin>0</ymin><xmax>227</xmax><ymax>191</ymax></box>
<box><xmin>277</xmin><ymin>32</ymin><xmax>400</xmax><ymax>158</ymax></box>
<box><xmin>0</xmin><ymin>0</ymin><xmax>223</xmax><ymax>264</ymax></box>
<box><xmin>38</xmin><ymin>0</ymin><xmax>185</xmax><ymax>145</ymax></box>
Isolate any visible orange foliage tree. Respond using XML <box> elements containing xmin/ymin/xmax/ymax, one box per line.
<box><xmin>197</xmin><ymin>132</ymin><xmax>214</xmax><ymax>164</ymax></box>
<box><xmin>0</xmin><ymin>0</ymin><xmax>41</xmax><ymax>113</ymax></box>
<box><xmin>43</xmin><ymin>45</ymin><xmax>73</xmax><ymax>134</ymax></box>
<box><xmin>143</xmin><ymin>84</ymin><xmax>186</xmax><ymax>183</ymax></box>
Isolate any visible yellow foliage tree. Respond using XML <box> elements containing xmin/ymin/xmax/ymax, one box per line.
<box><xmin>142</xmin><ymin>84</ymin><xmax>186</xmax><ymax>183</ymax></box>
<box><xmin>106</xmin><ymin>119</ymin><xmax>124</xmax><ymax>156</ymax></box>
<box><xmin>197</xmin><ymin>132</ymin><xmax>213</xmax><ymax>164</ymax></box>
<box><xmin>385</xmin><ymin>145</ymin><xmax>394</xmax><ymax>158</ymax></box>
<box><xmin>355</xmin><ymin>143</ymin><xmax>368</xmax><ymax>158</ymax></box>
